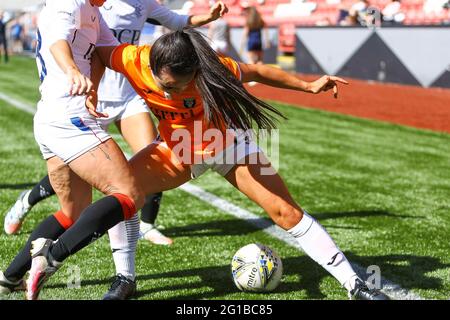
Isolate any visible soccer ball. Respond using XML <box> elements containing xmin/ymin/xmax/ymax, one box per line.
<box><xmin>231</xmin><ymin>243</ymin><xmax>283</xmax><ymax>292</ymax></box>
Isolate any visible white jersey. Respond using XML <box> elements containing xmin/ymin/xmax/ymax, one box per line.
<box><xmin>36</xmin><ymin>0</ymin><xmax>118</xmax><ymax>111</ymax></box>
<box><xmin>98</xmin><ymin>0</ymin><xmax>189</xmax><ymax>102</ymax></box>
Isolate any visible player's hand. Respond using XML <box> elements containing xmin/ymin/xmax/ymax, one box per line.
<box><xmin>85</xmin><ymin>90</ymin><xmax>108</xmax><ymax>118</ymax></box>
<box><xmin>308</xmin><ymin>75</ymin><xmax>348</xmax><ymax>98</ymax></box>
<box><xmin>67</xmin><ymin>66</ymin><xmax>93</xmax><ymax>95</ymax></box>
<box><xmin>209</xmin><ymin>1</ymin><xmax>228</xmax><ymax>20</ymax></box>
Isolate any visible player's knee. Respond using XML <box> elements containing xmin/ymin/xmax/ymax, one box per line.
<box><xmin>130</xmin><ymin>189</ymin><xmax>145</xmax><ymax>211</ymax></box>
<box><xmin>276</xmin><ymin>202</ymin><xmax>303</xmax><ymax>229</ymax></box>
<box><xmin>101</xmin><ymin>181</ymin><xmax>145</xmax><ymax>212</ymax></box>
<box><xmin>112</xmin><ymin>191</ymin><xmax>143</xmax><ymax>220</ymax></box>
<box><xmin>121</xmin><ymin>186</ymin><xmax>145</xmax><ymax>212</ymax></box>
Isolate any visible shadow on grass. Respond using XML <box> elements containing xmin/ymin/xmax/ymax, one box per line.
<box><xmin>0</xmin><ymin>183</ymin><xmax>37</xmax><ymax>190</ymax></box>
<box><xmin>161</xmin><ymin>210</ymin><xmax>420</xmax><ymax>238</ymax></box>
<box><xmin>42</xmin><ymin>211</ymin><xmax>439</xmax><ymax>299</ymax></box>
<box><xmin>45</xmin><ymin>251</ymin><xmax>449</xmax><ymax>300</ymax></box>
<box><xmin>45</xmin><ymin>256</ymin><xmax>329</xmax><ymax>299</ymax></box>
<box><xmin>131</xmin><ymin>253</ymin><xmax>449</xmax><ymax>300</ymax></box>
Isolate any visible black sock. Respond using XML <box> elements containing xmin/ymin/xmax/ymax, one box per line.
<box><xmin>50</xmin><ymin>195</ymin><xmax>125</xmax><ymax>262</ymax></box>
<box><xmin>4</xmin><ymin>215</ymin><xmax>66</xmax><ymax>282</ymax></box>
<box><xmin>140</xmin><ymin>192</ymin><xmax>162</xmax><ymax>224</ymax></box>
<box><xmin>27</xmin><ymin>175</ymin><xmax>55</xmax><ymax>207</ymax></box>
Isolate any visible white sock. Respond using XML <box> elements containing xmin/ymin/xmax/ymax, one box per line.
<box><xmin>108</xmin><ymin>213</ymin><xmax>140</xmax><ymax>281</ymax></box>
<box><xmin>288</xmin><ymin>211</ymin><xmax>358</xmax><ymax>291</ymax></box>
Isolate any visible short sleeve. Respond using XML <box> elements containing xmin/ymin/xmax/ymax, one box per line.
<box><xmin>145</xmin><ymin>0</ymin><xmax>189</xmax><ymax>30</ymax></box>
<box><xmin>110</xmin><ymin>43</ymin><xmax>137</xmax><ymax>75</ymax></box>
<box><xmin>219</xmin><ymin>56</ymin><xmax>242</xmax><ymax>81</ymax></box>
<box><xmin>44</xmin><ymin>0</ymin><xmax>81</xmax><ymax>45</ymax></box>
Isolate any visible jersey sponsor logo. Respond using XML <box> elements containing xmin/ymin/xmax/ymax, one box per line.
<box><xmin>183</xmin><ymin>98</ymin><xmax>196</xmax><ymax>109</ymax></box>
<box><xmin>149</xmin><ymin>106</ymin><xmax>195</xmax><ymax>121</ymax></box>
<box><xmin>111</xmin><ymin>29</ymin><xmax>141</xmax><ymax>44</ymax></box>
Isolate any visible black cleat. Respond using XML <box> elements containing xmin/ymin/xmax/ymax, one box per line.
<box><xmin>349</xmin><ymin>279</ymin><xmax>390</xmax><ymax>300</ymax></box>
<box><xmin>103</xmin><ymin>274</ymin><xmax>136</xmax><ymax>300</ymax></box>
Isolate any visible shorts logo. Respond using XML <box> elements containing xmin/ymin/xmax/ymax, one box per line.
<box><xmin>70</xmin><ymin>117</ymin><xmax>90</xmax><ymax>131</ymax></box>
<box><xmin>183</xmin><ymin>98</ymin><xmax>196</xmax><ymax>108</ymax></box>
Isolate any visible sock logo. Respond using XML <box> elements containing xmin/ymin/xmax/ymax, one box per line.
<box><xmin>40</xmin><ymin>185</ymin><xmax>51</xmax><ymax>198</ymax></box>
<box><xmin>327</xmin><ymin>252</ymin><xmax>341</xmax><ymax>266</ymax></box>
<box><xmin>89</xmin><ymin>232</ymin><xmax>102</xmax><ymax>244</ymax></box>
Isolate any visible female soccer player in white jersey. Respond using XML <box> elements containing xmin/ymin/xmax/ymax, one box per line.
<box><xmin>21</xmin><ymin>29</ymin><xmax>388</xmax><ymax>300</ymax></box>
<box><xmin>1</xmin><ymin>0</ymin><xmax>228</xmax><ymax>300</ymax></box>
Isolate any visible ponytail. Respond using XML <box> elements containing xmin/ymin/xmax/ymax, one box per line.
<box><xmin>150</xmin><ymin>28</ymin><xmax>286</xmax><ymax>131</ymax></box>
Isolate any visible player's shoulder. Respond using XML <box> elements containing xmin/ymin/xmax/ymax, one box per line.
<box><xmin>115</xmin><ymin>43</ymin><xmax>151</xmax><ymax>68</ymax></box>
<box><xmin>137</xmin><ymin>44</ymin><xmax>152</xmax><ymax>65</ymax></box>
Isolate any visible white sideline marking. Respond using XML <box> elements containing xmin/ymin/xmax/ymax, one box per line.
<box><xmin>0</xmin><ymin>93</ymin><xmax>36</xmax><ymax>114</ymax></box>
<box><xmin>1</xmin><ymin>92</ymin><xmax>424</xmax><ymax>300</ymax></box>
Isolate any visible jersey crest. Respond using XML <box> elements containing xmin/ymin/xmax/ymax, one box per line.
<box><xmin>183</xmin><ymin>98</ymin><xmax>196</xmax><ymax>108</ymax></box>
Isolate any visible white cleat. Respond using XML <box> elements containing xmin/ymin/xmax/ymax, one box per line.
<box><xmin>0</xmin><ymin>270</ymin><xmax>25</xmax><ymax>296</ymax></box>
<box><xmin>4</xmin><ymin>190</ymin><xmax>32</xmax><ymax>235</ymax></box>
<box><xmin>140</xmin><ymin>223</ymin><xmax>173</xmax><ymax>246</ymax></box>
<box><xmin>26</xmin><ymin>238</ymin><xmax>61</xmax><ymax>300</ymax></box>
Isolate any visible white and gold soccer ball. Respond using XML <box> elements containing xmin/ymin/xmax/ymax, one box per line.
<box><xmin>231</xmin><ymin>243</ymin><xmax>283</xmax><ymax>292</ymax></box>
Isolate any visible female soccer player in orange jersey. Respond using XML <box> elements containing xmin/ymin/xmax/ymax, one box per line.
<box><xmin>26</xmin><ymin>28</ymin><xmax>388</xmax><ymax>300</ymax></box>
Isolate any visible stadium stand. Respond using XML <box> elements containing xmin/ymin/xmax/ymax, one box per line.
<box><xmin>189</xmin><ymin>0</ymin><xmax>450</xmax><ymax>26</ymax></box>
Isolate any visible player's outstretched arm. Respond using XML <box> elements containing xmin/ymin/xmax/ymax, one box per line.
<box><xmin>239</xmin><ymin>62</ymin><xmax>349</xmax><ymax>98</ymax></box>
<box><xmin>188</xmin><ymin>1</ymin><xmax>228</xmax><ymax>27</ymax></box>
<box><xmin>50</xmin><ymin>40</ymin><xmax>93</xmax><ymax>95</ymax></box>
<box><xmin>85</xmin><ymin>51</ymin><xmax>108</xmax><ymax>118</ymax></box>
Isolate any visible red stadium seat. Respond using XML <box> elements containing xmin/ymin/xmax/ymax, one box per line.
<box><xmin>278</xmin><ymin>23</ymin><xmax>296</xmax><ymax>53</ymax></box>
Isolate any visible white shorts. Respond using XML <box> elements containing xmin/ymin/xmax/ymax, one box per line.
<box><xmin>191</xmin><ymin>133</ymin><xmax>260</xmax><ymax>178</ymax></box>
<box><xmin>34</xmin><ymin>100</ymin><xmax>111</xmax><ymax>163</ymax></box>
<box><xmin>96</xmin><ymin>95</ymin><xmax>150</xmax><ymax>131</ymax></box>
<box><xmin>154</xmin><ymin>133</ymin><xmax>260</xmax><ymax>179</ymax></box>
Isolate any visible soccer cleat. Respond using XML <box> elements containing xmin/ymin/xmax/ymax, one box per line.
<box><xmin>4</xmin><ymin>190</ymin><xmax>32</xmax><ymax>235</ymax></box>
<box><xmin>349</xmin><ymin>278</ymin><xmax>390</xmax><ymax>300</ymax></box>
<box><xmin>102</xmin><ymin>274</ymin><xmax>136</xmax><ymax>300</ymax></box>
<box><xmin>0</xmin><ymin>270</ymin><xmax>26</xmax><ymax>295</ymax></box>
<box><xmin>140</xmin><ymin>223</ymin><xmax>173</xmax><ymax>246</ymax></box>
<box><xmin>26</xmin><ymin>238</ymin><xmax>62</xmax><ymax>300</ymax></box>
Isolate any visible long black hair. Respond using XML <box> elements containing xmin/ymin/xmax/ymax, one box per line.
<box><xmin>150</xmin><ymin>28</ymin><xmax>286</xmax><ymax>131</ymax></box>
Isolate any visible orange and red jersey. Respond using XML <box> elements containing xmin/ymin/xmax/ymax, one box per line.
<box><xmin>110</xmin><ymin>43</ymin><xmax>241</xmax><ymax>154</ymax></box>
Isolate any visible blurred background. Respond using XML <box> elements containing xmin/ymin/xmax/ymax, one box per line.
<box><xmin>1</xmin><ymin>0</ymin><xmax>449</xmax><ymax>88</ymax></box>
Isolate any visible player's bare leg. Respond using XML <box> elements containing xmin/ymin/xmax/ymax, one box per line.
<box><xmin>224</xmin><ymin>152</ymin><xmax>389</xmax><ymax>300</ymax></box>
<box><xmin>27</xmin><ymin>139</ymin><xmax>145</xmax><ymax>299</ymax></box>
<box><xmin>118</xmin><ymin>112</ymin><xmax>172</xmax><ymax>244</ymax></box>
